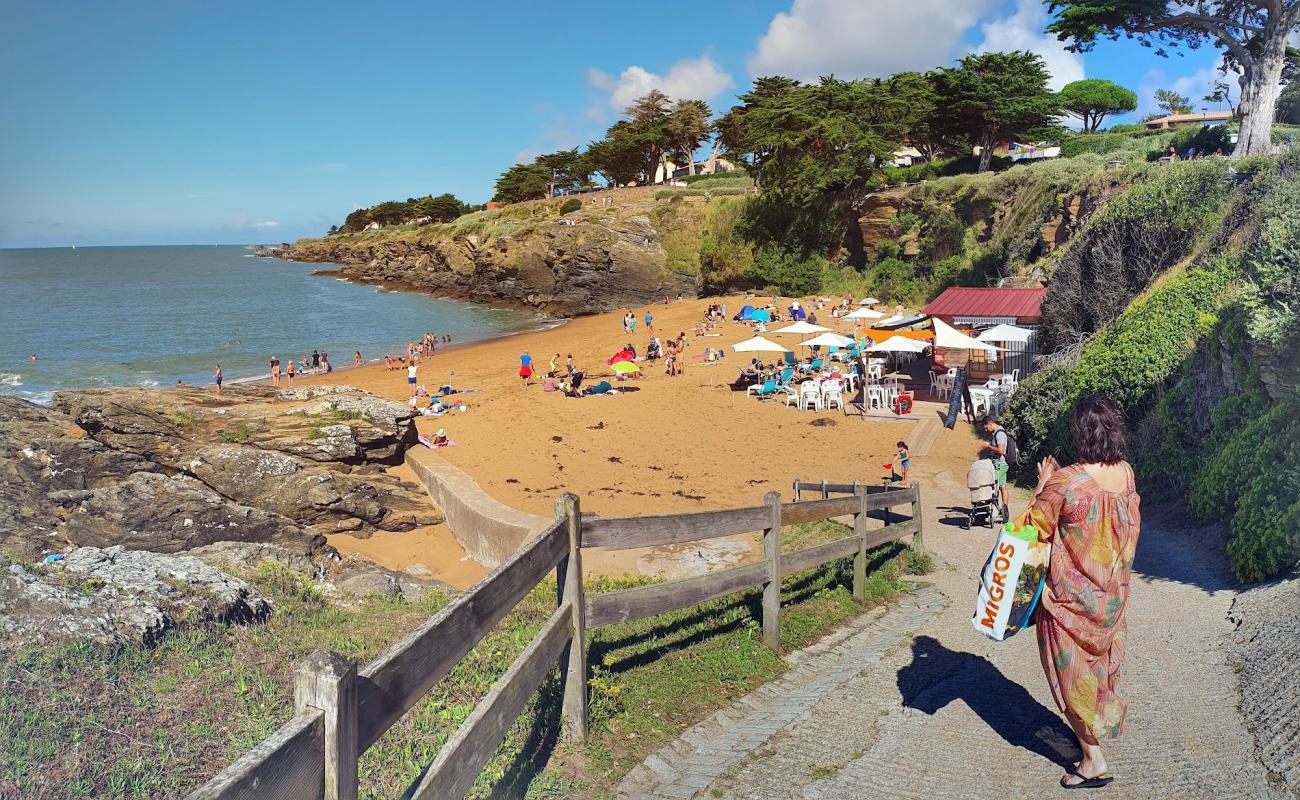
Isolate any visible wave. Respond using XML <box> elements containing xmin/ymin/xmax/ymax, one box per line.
<box><xmin>0</xmin><ymin>373</ymin><xmax>22</xmax><ymax>386</ymax></box>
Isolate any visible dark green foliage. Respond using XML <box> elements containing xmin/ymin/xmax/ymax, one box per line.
<box><xmin>934</xmin><ymin>51</ymin><xmax>1062</xmax><ymax>172</ymax></box>
<box><xmin>339</xmin><ymin>193</ymin><xmax>473</xmax><ymax>232</ymax></box>
<box><xmin>1241</xmin><ymin>151</ymin><xmax>1300</xmax><ymax>344</ymax></box>
<box><xmin>1038</xmin><ymin>159</ymin><xmax>1232</xmax><ymax>353</ymax></box>
<box><xmin>1153</xmin><ymin>88</ymin><xmax>1193</xmax><ymax>115</ymax></box>
<box><xmin>559</xmin><ymin>198</ymin><xmax>582</xmax><ymax>215</ymax></box>
<box><xmin>750</xmin><ymin>245</ymin><xmax>826</xmax><ymax>296</ymax></box>
<box><xmin>1168</xmin><ymin>125</ymin><xmax>1233</xmax><ymax>157</ymax></box>
<box><xmin>1059</xmin><ymin>78</ymin><xmax>1139</xmax><ymax>132</ymax></box>
<box><xmin>493</xmin><ymin>163</ymin><xmax>551</xmax><ymax>204</ymax></box>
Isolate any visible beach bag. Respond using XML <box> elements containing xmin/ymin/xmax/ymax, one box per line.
<box><xmin>971</xmin><ymin>517</ymin><xmax>1050</xmax><ymax>641</ymax></box>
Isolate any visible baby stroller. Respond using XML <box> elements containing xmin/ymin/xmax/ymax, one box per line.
<box><xmin>966</xmin><ymin>457</ymin><xmax>1000</xmax><ymax>529</ymax></box>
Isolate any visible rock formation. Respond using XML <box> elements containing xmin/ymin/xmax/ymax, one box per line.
<box><xmin>0</xmin><ymin>385</ymin><xmax>441</xmax><ymax>564</ymax></box>
<box><xmin>275</xmin><ymin>216</ymin><xmax>697</xmax><ymax>316</ymax></box>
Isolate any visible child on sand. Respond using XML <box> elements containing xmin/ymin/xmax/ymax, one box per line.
<box><xmin>896</xmin><ymin>441</ymin><xmax>910</xmax><ymax>483</ymax></box>
<box><xmin>407</xmin><ymin>361</ymin><xmax>418</xmax><ymax>396</ymax></box>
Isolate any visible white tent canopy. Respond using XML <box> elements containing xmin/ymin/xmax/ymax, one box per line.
<box><xmin>732</xmin><ymin>336</ymin><xmax>791</xmax><ymax>354</ymax></box>
<box><xmin>859</xmin><ymin>297</ymin><xmax>881</xmax><ymax>305</ymax></box>
<box><xmin>771</xmin><ymin>321</ymin><xmax>830</xmax><ymax>335</ymax></box>
<box><xmin>976</xmin><ymin>323</ymin><xmax>1033</xmax><ymax>343</ymax></box>
<box><xmin>867</xmin><ymin>335</ymin><xmax>927</xmax><ymax>353</ymax></box>
<box><xmin>799</xmin><ymin>332</ymin><xmax>855</xmax><ymax>348</ymax></box>
<box><xmin>933</xmin><ymin>318</ymin><xmax>1004</xmax><ymax>351</ymax></box>
<box><xmin>844</xmin><ymin>307</ymin><xmax>885</xmax><ymax>320</ymax></box>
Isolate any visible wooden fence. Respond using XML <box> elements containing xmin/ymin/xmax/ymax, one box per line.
<box><xmin>186</xmin><ymin>481</ymin><xmax>923</xmax><ymax>800</ymax></box>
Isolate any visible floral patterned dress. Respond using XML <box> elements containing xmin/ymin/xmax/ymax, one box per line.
<box><xmin>1027</xmin><ymin>462</ymin><xmax>1141</xmax><ymax>741</ymax></box>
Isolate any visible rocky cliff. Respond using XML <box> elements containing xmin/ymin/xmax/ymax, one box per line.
<box><xmin>277</xmin><ymin>215</ymin><xmax>698</xmax><ymax>316</ymax></box>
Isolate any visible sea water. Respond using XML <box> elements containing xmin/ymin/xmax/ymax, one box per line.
<box><xmin>0</xmin><ymin>245</ymin><xmax>544</xmax><ymax>404</ymax></box>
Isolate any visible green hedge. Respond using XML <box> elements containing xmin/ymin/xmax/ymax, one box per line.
<box><xmin>559</xmin><ymin>198</ymin><xmax>582</xmax><ymax>215</ymax></box>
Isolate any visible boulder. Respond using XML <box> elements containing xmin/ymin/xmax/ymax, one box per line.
<box><xmin>0</xmin><ymin>546</ymin><xmax>271</xmax><ymax>649</ymax></box>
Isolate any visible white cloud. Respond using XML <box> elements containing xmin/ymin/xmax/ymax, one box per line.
<box><xmin>1136</xmin><ymin>57</ymin><xmax>1238</xmax><ymax>118</ymax></box>
<box><xmin>252</xmin><ymin>220</ymin><xmax>280</xmax><ymax>228</ymax></box>
<box><xmin>748</xmin><ymin>0</ymin><xmax>997</xmax><ymax>82</ymax></box>
<box><xmin>971</xmin><ymin>0</ymin><xmax>1085</xmax><ymax>90</ymax></box>
<box><xmin>586</xmin><ymin>54</ymin><xmax>734</xmax><ymax>111</ymax></box>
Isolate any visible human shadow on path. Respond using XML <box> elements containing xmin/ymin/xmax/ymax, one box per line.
<box><xmin>897</xmin><ymin>635</ymin><xmax>1078</xmax><ymax>769</ymax></box>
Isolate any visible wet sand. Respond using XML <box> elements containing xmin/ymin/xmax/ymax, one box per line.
<box><xmin>297</xmin><ymin>295</ymin><xmax>983</xmax><ymax>586</ymax></box>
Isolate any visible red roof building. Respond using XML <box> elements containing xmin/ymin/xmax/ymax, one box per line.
<box><xmin>922</xmin><ymin>287</ymin><xmax>1045</xmax><ymax>325</ymax></box>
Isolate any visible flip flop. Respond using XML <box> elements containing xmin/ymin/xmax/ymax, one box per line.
<box><xmin>1060</xmin><ymin>769</ymin><xmax>1114</xmax><ymax>790</ymax></box>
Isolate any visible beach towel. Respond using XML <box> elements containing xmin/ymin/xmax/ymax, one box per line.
<box><xmin>418</xmin><ymin>434</ymin><xmax>456</xmax><ymax>448</ymax></box>
<box><xmin>971</xmin><ymin>517</ymin><xmax>1050</xmax><ymax>641</ymax></box>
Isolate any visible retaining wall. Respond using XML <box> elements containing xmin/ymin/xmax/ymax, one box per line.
<box><xmin>405</xmin><ymin>447</ymin><xmax>552</xmax><ymax>567</ymax></box>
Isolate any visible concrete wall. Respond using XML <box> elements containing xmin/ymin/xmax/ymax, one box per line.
<box><xmin>405</xmin><ymin>447</ymin><xmax>552</xmax><ymax>567</ymax></box>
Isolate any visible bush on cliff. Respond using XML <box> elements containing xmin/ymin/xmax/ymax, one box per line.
<box><xmin>559</xmin><ymin>198</ymin><xmax>582</xmax><ymax>215</ymax></box>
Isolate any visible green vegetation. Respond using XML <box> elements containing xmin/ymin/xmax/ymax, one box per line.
<box><xmin>1</xmin><ymin>532</ymin><xmax>930</xmax><ymax>798</ymax></box>
<box><xmin>337</xmin><ymin>193</ymin><xmax>477</xmax><ymax>234</ymax></box>
<box><xmin>1059</xmin><ymin>79</ymin><xmax>1138</xmax><ymax>133</ymax></box>
<box><xmin>220</xmin><ymin>421</ymin><xmax>254</xmax><ymax>443</ymax></box>
<box><xmin>558</xmin><ymin>198</ymin><xmax>582</xmax><ymax>215</ymax></box>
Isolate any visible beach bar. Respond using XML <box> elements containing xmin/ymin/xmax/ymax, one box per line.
<box><xmin>922</xmin><ymin>287</ymin><xmax>1044</xmax><ymax>379</ymax></box>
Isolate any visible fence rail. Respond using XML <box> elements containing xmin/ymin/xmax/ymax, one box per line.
<box><xmin>187</xmin><ymin>481</ymin><xmax>924</xmax><ymax>800</ymax></box>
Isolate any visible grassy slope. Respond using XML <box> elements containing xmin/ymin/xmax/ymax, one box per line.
<box><xmin>1</xmin><ymin>525</ymin><xmax>929</xmax><ymax>800</ymax></box>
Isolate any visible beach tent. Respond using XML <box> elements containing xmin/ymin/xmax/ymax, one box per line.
<box><xmin>738</xmin><ymin>304</ymin><xmax>757</xmax><ymax>320</ymax></box>
<box><xmin>976</xmin><ymin>323</ymin><xmax>1033</xmax><ymax>343</ymax></box>
<box><xmin>791</xmin><ymin>305</ymin><xmax>807</xmax><ymax>320</ymax></box>
<box><xmin>933</xmin><ymin>318</ymin><xmax>1003</xmax><ymax>351</ymax></box>
<box><xmin>732</xmin><ymin>336</ymin><xmax>791</xmax><ymax>354</ymax></box>
<box><xmin>799</xmin><ymin>332</ymin><xmax>855</xmax><ymax>348</ymax></box>
<box><xmin>772</xmin><ymin>321</ymin><xmax>829</xmax><ymax>336</ymax></box>
<box><xmin>750</xmin><ymin>308</ymin><xmax>771</xmax><ymax>323</ymax></box>
<box><xmin>844</xmin><ymin>307</ymin><xmax>886</xmax><ymax>321</ymax></box>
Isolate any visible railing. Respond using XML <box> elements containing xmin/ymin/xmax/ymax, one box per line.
<box><xmin>187</xmin><ymin>481</ymin><xmax>923</xmax><ymax>800</ymax></box>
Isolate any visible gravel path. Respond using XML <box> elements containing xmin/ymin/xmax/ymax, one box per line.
<box><xmin>617</xmin><ymin>466</ymin><xmax>1287</xmax><ymax>799</ymax></box>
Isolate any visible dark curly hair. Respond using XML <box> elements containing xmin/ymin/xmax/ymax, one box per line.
<box><xmin>1072</xmin><ymin>394</ymin><xmax>1127</xmax><ymax>464</ymax></box>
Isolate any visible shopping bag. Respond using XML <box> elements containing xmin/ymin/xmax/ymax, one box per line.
<box><xmin>971</xmin><ymin>517</ymin><xmax>1050</xmax><ymax>641</ymax></box>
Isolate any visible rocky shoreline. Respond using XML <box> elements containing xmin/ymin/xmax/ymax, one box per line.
<box><xmin>0</xmin><ymin>384</ymin><xmax>451</xmax><ymax>649</ymax></box>
<box><xmin>263</xmin><ymin>214</ymin><xmax>699</xmax><ymax>316</ymax></box>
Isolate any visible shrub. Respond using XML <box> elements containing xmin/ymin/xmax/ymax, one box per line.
<box><xmin>559</xmin><ymin>198</ymin><xmax>582</xmax><ymax>215</ymax></box>
<box><xmin>750</xmin><ymin>245</ymin><xmax>826</xmax><ymax>296</ymax></box>
<box><xmin>1168</xmin><ymin>125</ymin><xmax>1232</xmax><ymax>157</ymax></box>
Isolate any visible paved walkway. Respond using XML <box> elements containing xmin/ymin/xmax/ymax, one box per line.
<box><xmin>617</xmin><ymin>465</ymin><xmax>1285</xmax><ymax>800</ymax></box>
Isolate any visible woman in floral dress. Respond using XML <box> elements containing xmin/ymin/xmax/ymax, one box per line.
<box><xmin>1026</xmin><ymin>395</ymin><xmax>1141</xmax><ymax>790</ymax></box>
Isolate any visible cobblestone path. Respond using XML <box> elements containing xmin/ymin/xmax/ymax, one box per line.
<box><xmin>617</xmin><ymin>466</ymin><xmax>1285</xmax><ymax>800</ymax></box>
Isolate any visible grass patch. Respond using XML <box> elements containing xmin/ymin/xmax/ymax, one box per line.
<box><xmin>220</xmin><ymin>422</ymin><xmax>253</xmax><ymax>443</ymax></box>
<box><xmin>1</xmin><ymin>537</ymin><xmax>927</xmax><ymax>798</ymax></box>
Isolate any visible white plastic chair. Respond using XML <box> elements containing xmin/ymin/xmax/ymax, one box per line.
<box><xmin>799</xmin><ymin>382</ymin><xmax>824</xmax><ymax>411</ymax></box>
<box><xmin>867</xmin><ymin>385</ymin><xmax>888</xmax><ymax>410</ymax></box>
<box><xmin>824</xmin><ymin>387</ymin><xmax>844</xmax><ymax>411</ymax></box>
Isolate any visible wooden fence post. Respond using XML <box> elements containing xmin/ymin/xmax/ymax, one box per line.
<box><xmin>821</xmin><ymin>479</ymin><xmax>829</xmax><ymax>499</ymax></box>
<box><xmin>294</xmin><ymin>650</ymin><xmax>358</xmax><ymax>800</ymax></box>
<box><xmin>554</xmin><ymin>493</ymin><xmax>588</xmax><ymax>742</ymax></box>
<box><xmin>910</xmin><ymin>480</ymin><xmax>925</xmax><ymax>553</ymax></box>
<box><xmin>792</xmin><ymin>479</ymin><xmax>801</xmax><ymax>503</ymax></box>
<box><xmin>761</xmin><ymin>491</ymin><xmax>782</xmax><ymax>651</ymax></box>
<box><xmin>852</xmin><ymin>485</ymin><xmax>867</xmax><ymax>603</ymax></box>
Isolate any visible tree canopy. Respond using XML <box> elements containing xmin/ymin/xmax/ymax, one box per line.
<box><xmin>338</xmin><ymin>193</ymin><xmax>473</xmax><ymax>232</ymax></box>
<box><xmin>1046</xmin><ymin>1</ymin><xmax>1300</xmax><ymax>155</ymax></box>
<box><xmin>1153</xmin><ymin>88</ymin><xmax>1194</xmax><ymax>115</ymax></box>
<box><xmin>1059</xmin><ymin>78</ymin><xmax>1138</xmax><ymax>131</ymax></box>
<box><xmin>493</xmin><ymin>163</ymin><xmax>551</xmax><ymax>204</ymax></box>
<box><xmin>934</xmin><ymin>51</ymin><xmax>1062</xmax><ymax>172</ymax></box>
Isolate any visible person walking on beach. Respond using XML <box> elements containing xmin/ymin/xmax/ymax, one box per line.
<box><xmin>270</xmin><ymin>356</ymin><xmax>280</xmax><ymax>386</ymax></box>
<box><xmin>286</xmin><ymin>360</ymin><xmax>295</xmax><ymax>386</ymax></box>
<box><xmin>213</xmin><ymin>364</ymin><xmax>222</xmax><ymax>393</ymax></box>
<box><xmin>407</xmin><ymin>360</ymin><xmax>418</xmax><ymax>396</ymax></box>
<box><xmin>354</xmin><ymin>352</ymin><xmax>362</xmax><ymax>367</ymax></box>
<box><xmin>1023</xmin><ymin>395</ymin><xmax>1141</xmax><ymax>790</ymax></box>
<box><xmin>645</xmin><ymin>310</ymin><xmax>654</xmax><ymax>333</ymax></box>
<box><xmin>322</xmin><ymin>353</ymin><xmax>331</xmax><ymax>374</ymax></box>
<box><xmin>519</xmin><ymin>352</ymin><xmax>534</xmax><ymax>384</ymax></box>
<box><xmin>311</xmin><ymin>350</ymin><xmax>321</xmax><ymax>374</ymax></box>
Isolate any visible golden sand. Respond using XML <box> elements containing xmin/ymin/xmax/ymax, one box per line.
<box><xmin>298</xmin><ymin>295</ymin><xmax>983</xmax><ymax>587</ymax></box>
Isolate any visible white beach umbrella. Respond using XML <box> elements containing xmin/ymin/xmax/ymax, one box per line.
<box><xmin>844</xmin><ymin>307</ymin><xmax>885</xmax><ymax>320</ymax></box>
<box><xmin>798</xmin><ymin>332</ymin><xmax>855</xmax><ymax>348</ymax></box>
<box><xmin>976</xmin><ymin>323</ymin><xmax>1033</xmax><ymax>343</ymax></box>
<box><xmin>867</xmin><ymin>335</ymin><xmax>927</xmax><ymax>353</ymax></box>
<box><xmin>933</xmin><ymin>318</ymin><xmax>1004</xmax><ymax>351</ymax></box>
<box><xmin>859</xmin><ymin>297</ymin><xmax>881</xmax><ymax>306</ymax></box>
<box><xmin>732</xmin><ymin>336</ymin><xmax>791</xmax><ymax>354</ymax></box>
<box><xmin>771</xmin><ymin>321</ymin><xmax>830</xmax><ymax>335</ymax></box>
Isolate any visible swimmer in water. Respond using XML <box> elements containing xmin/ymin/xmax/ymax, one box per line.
<box><xmin>27</xmin><ymin>355</ymin><xmax>36</xmax><ymax>362</ymax></box>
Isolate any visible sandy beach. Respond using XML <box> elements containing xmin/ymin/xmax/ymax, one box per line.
<box><xmin>302</xmin><ymin>295</ymin><xmax>983</xmax><ymax>586</ymax></box>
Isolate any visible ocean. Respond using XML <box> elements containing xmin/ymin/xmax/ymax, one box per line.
<box><xmin>0</xmin><ymin>245</ymin><xmax>545</xmax><ymax>404</ymax></box>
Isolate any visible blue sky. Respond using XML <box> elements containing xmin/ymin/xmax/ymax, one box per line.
<box><xmin>0</xmin><ymin>0</ymin><xmax>1227</xmax><ymax>248</ymax></box>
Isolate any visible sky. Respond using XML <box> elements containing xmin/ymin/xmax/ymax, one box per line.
<box><xmin>0</xmin><ymin>0</ymin><xmax>1230</xmax><ymax>248</ymax></box>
